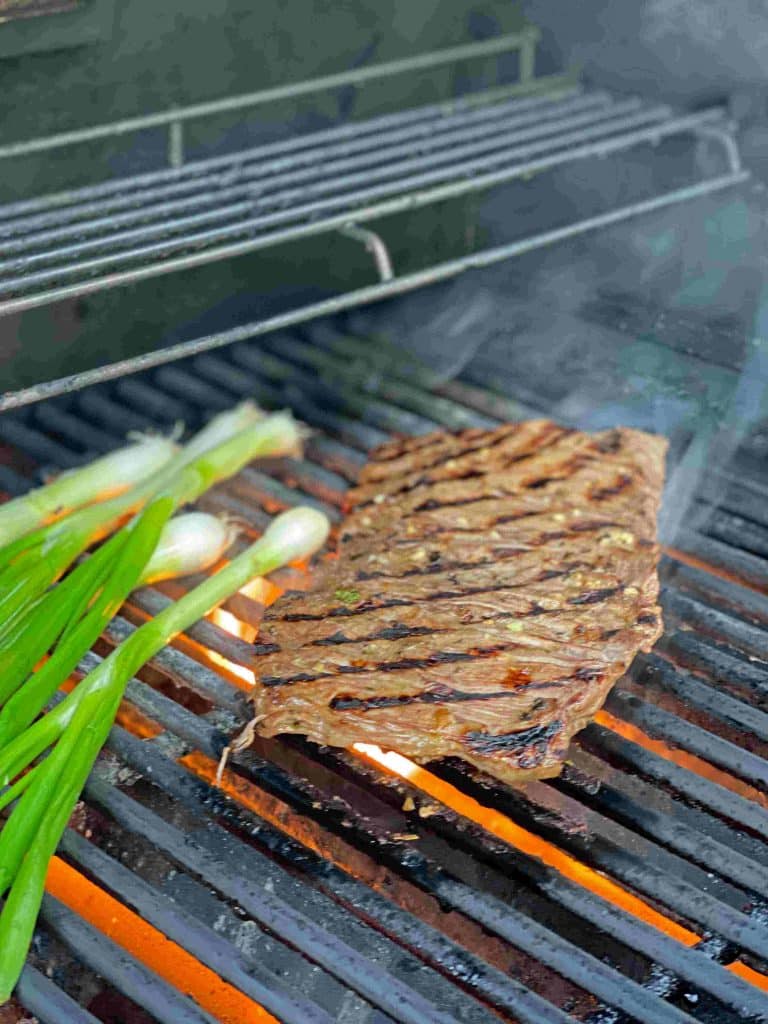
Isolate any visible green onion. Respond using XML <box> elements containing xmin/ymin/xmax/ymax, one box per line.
<box><xmin>174</xmin><ymin>400</ymin><xmax>267</xmax><ymax>465</ymax></box>
<box><xmin>0</xmin><ymin>507</ymin><xmax>330</xmax><ymax>1002</ymax></box>
<box><xmin>139</xmin><ymin>512</ymin><xmax>238</xmax><ymax>585</ymax></box>
<box><xmin>0</xmin><ymin>409</ymin><xmax>303</xmax><ymax>750</ymax></box>
<box><xmin>0</xmin><ymin>433</ymin><xmax>177</xmax><ymax>547</ymax></box>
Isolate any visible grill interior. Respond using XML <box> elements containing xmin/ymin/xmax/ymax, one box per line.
<box><xmin>1</xmin><ymin>320</ymin><xmax>768</xmax><ymax>1024</ymax></box>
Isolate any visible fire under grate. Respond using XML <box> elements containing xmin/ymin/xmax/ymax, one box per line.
<box><xmin>1</xmin><ymin>323</ymin><xmax>768</xmax><ymax>1023</ymax></box>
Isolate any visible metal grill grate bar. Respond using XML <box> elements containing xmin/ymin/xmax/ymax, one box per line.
<box><xmin>15</xmin><ymin>966</ymin><xmax>103</xmax><ymax>1024</ymax></box>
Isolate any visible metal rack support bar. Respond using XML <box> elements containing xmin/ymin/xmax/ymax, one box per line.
<box><xmin>339</xmin><ymin>225</ymin><xmax>394</xmax><ymax>281</ymax></box>
<box><xmin>0</xmin><ymin>167</ymin><xmax>748</xmax><ymax>413</ymax></box>
<box><xmin>695</xmin><ymin>124</ymin><xmax>743</xmax><ymax>174</ymax></box>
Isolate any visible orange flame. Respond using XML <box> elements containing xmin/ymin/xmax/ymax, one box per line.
<box><xmin>595</xmin><ymin>710</ymin><xmax>768</xmax><ymax>810</ymax></box>
<box><xmin>207</xmin><ymin>607</ymin><xmax>255</xmax><ymax>689</ymax></box>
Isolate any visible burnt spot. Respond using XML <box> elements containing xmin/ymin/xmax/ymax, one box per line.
<box><xmin>568</xmin><ymin>586</ymin><xmax>621</xmax><ymax>606</ymax></box>
<box><xmin>591</xmin><ymin>474</ymin><xmax>633</xmax><ymax>500</ymax></box>
<box><xmin>570</xmin><ymin>519</ymin><xmax>619</xmax><ymax>533</ymax></box>
<box><xmin>253</xmin><ymin>642</ymin><xmax>280</xmax><ymax>655</ymax></box>
<box><xmin>262</xmin><ymin>671</ymin><xmax>320</xmax><ymax>687</ymax></box>
<box><xmin>574</xmin><ymin>666</ymin><xmax>603</xmax><ymax>683</ymax></box>
<box><xmin>314</xmin><ymin>630</ymin><xmax>352</xmax><ymax>645</ymax></box>
<box><xmin>356</xmin><ymin>469</ymin><xmax>488</xmax><ymax>509</ymax></box>
<box><xmin>594</xmin><ymin>430</ymin><xmax>622</xmax><ymax>454</ymax></box>
<box><xmin>637</xmin><ymin>613</ymin><xmax>658</xmax><ymax>626</ymax></box>
<box><xmin>539</xmin><ymin>530</ymin><xmax>570</xmax><ymax>542</ymax></box>
<box><xmin>600</xmin><ymin>628</ymin><xmax>620</xmax><ymax>640</ymax></box>
<box><xmin>520</xmin><ymin>697</ymin><xmax>550</xmax><ymax>721</ymax></box>
<box><xmin>267</xmin><ymin>568</ymin><xmax>578</xmax><ymax>626</ymax></box>
<box><xmin>464</xmin><ymin>720</ymin><xmax>563</xmax><ymax>763</ymax></box>
<box><xmin>365</xmin><ymin>422</ymin><xmax>524</xmax><ymax>472</ymax></box>
<box><xmin>316</xmin><ymin>623</ymin><xmax>436</xmax><ymax>645</ymax></box>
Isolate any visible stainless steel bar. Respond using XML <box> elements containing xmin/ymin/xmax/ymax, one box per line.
<box><xmin>0</xmin><ymin>73</ymin><xmax>578</xmax><ymax>223</ymax></box>
<box><xmin>0</xmin><ymin>104</ymin><xmax>709</xmax><ymax>297</ymax></box>
<box><xmin>0</xmin><ymin>167</ymin><xmax>747</xmax><ymax>410</ymax></box>
<box><xmin>0</xmin><ymin>86</ymin><xmax>595</xmax><ymax>243</ymax></box>
<box><xmin>0</xmin><ymin>29</ymin><xmax>540</xmax><ymax>160</ymax></box>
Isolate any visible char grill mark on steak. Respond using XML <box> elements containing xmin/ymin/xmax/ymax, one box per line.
<box><xmin>330</xmin><ymin>686</ymin><xmax>519</xmax><ymax>711</ymax></box>
<box><xmin>252</xmin><ymin>421</ymin><xmax>666</xmax><ymax>785</ymax></box>
<box><xmin>352</xmin><ymin>422</ymin><xmax>573</xmax><ymax>506</ymax></box>
<box><xmin>364</xmin><ymin>422</ymin><xmax>530</xmax><ymax>471</ymax></box>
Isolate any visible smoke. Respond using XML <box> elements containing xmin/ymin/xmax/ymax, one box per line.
<box><xmin>348</xmin><ymin>275</ymin><xmax>499</xmax><ymax>385</ymax></box>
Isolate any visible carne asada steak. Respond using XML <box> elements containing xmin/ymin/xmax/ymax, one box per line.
<box><xmin>252</xmin><ymin>421</ymin><xmax>666</xmax><ymax>784</ymax></box>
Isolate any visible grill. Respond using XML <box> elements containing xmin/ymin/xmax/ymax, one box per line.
<box><xmin>1</xmin><ymin>318</ymin><xmax>768</xmax><ymax>1023</ymax></box>
<box><xmin>2</xmin><ymin>24</ymin><xmax>768</xmax><ymax>1024</ymax></box>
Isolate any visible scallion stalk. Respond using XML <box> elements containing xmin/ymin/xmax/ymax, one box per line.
<box><xmin>0</xmin><ymin>507</ymin><xmax>330</xmax><ymax>1002</ymax></box>
<box><xmin>0</xmin><ymin>434</ymin><xmax>177</xmax><ymax>547</ymax></box>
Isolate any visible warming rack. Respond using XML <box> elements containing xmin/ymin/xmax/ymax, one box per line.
<box><xmin>0</xmin><ymin>29</ymin><xmax>750</xmax><ymax>412</ymax></box>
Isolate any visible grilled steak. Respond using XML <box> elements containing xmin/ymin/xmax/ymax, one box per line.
<box><xmin>252</xmin><ymin>421</ymin><xmax>666</xmax><ymax>784</ymax></box>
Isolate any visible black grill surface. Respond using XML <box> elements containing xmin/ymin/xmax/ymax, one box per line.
<box><xmin>1</xmin><ymin>321</ymin><xmax>768</xmax><ymax>1024</ymax></box>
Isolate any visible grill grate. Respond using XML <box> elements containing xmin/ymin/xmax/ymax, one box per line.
<box><xmin>1</xmin><ymin>324</ymin><xmax>768</xmax><ymax>1023</ymax></box>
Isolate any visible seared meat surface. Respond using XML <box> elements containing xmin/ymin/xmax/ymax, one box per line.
<box><xmin>252</xmin><ymin>420</ymin><xmax>666</xmax><ymax>784</ymax></box>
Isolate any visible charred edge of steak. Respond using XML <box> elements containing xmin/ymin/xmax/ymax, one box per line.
<box><xmin>463</xmin><ymin>719</ymin><xmax>564</xmax><ymax>762</ymax></box>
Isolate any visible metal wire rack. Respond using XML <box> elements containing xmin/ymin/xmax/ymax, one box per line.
<box><xmin>0</xmin><ymin>29</ymin><xmax>750</xmax><ymax>411</ymax></box>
